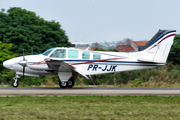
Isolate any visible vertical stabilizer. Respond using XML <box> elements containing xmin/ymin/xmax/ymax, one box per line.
<box><xmin>138</xmin><ymin>30</ymin><xmax>176</xmax><ymax>63</ymax></box>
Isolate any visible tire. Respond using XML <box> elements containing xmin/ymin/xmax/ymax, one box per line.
<box><xmin>59</xmin><ymin>81</ymin><xmax>67</xmax><ymax>88</ymax></box>
<box><xmin>12</xmin><ymin>81</ymin><xmax>19</xmax><ymax>88</ymax></box>
<box><xmin>67</xmin><ymin>79</ymin><xmax>74</xmax><ymax>88</ymax></box>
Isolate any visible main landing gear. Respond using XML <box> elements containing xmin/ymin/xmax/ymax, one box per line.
<box><xmin>12</xmin><ymin>75</ymin><xmax>20</xmax><ymax>88</ymax></box>
<box><xmin>59</xmin><ymin>78</ymin><xmax>75</xmax><ymax>89</ymax></box>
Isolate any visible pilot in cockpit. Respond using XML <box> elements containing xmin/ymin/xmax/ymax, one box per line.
<box><xmin>50</xmin><ymin>49</ymin><xmax>65</xmax><ymax>58</ymax></box>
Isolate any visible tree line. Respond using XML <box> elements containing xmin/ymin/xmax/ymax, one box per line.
<box><xmin>0</xmin><ymin>7</ymin><xmax>70</xmax><ymax>56</ymax></box>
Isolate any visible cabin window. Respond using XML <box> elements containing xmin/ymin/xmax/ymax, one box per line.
<box><xmin>93</xmin><ymin>54</ymin><xmax>101</xmax><ymax>60</ymax></box>
<box><xmin>82</xmin><ymin>52</ymin><xmax>90</xmax><ymax>59</ymax></box>
<box><xmin>50</xmin><ymin>49</ymin><xmax>66</xmax><ymax>58</ymax></box>
<box><xmin>68</xmin><ymin>50</ymin><xmax>78</xmax><ymax>58</ymax></box>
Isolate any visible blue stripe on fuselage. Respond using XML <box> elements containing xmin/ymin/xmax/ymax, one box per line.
<box><xmin>63</xmin><ymin>60</ymin><xmax>165</xmax><ymax>65</ymax></box>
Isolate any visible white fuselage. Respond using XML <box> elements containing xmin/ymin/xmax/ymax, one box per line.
<box><xmin>3</xmin><ymin>47</ymin><xmax>164</xmax><ymax>77</ymax></box>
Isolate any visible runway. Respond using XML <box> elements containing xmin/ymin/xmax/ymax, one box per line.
<box><xmin>1</xmin><ymin>87</ymin><xmax>180</xmax><ymax>96</ymax></box>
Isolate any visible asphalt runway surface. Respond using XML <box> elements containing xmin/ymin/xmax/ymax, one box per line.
<box><xmin>1</xmin><ymin>87</ymin><xmax>180</xmax><ymax>96</ymax></box>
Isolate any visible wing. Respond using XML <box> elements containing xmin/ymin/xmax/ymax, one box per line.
<box><xmin>44</xmin><ymin>58</ymin><xmax>89</xmax><ymax>79</ymax></box>
<box><xmin>45</xmin><ymin>58</ymin><xmax>73</xmax><ymax>71</ymax></box>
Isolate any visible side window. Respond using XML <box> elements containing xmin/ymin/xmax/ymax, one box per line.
<box><xmin>50</xmin><ymin>49</ymin><xmax>66</xmax><ymax>58</ymax></box>
<box><xmin>93</xmin><ymin>54</ymin><xmax>101</xmax><ymax>60</ymax></box>
<box><xmin>68</xmin><ymin>50</ymin><xmax>78</xmax><ymax>58</ymax></box>
<box><xmin>82</xmin><ymin>52</ymin><xmax>90</xmax><ymax>59</ymax></box>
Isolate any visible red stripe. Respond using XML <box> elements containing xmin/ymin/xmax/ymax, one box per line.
<box><xmin>30</xmin><ymin>61</ymin><xmax>46</xmax><ymax>65</ymax></box>
<box><xmin>71</xmin><ymin>57</ymin><xmax>126</xmax><ymax>66</ymax></box>
<box><xmin>157</xmin><ymin>34</ymin><xmax>175</xmax><ymax>44</ymax></box>
<box><xmin>149</xmin><ymin>33</ymin><xmax>175</xmax><ymax>50</ymax></box>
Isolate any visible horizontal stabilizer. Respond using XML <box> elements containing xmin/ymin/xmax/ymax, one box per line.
<box><xmin>137</xmin><ymin>59</ymin><xmax>162</xmax><ymax>63</ymax></box>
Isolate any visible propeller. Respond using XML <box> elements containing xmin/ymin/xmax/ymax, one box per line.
<box><xmin>18</xmin><ymin>49</ymin><xmax>27</xmax><ymax>79</ymax></box>
<box><xmin>22</xmin><ymin>49</ymin><xmax>25</xmax><ymax>79</ymax></box>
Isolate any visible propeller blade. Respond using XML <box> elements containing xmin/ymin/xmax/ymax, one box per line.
<box><xmin>22</xmin><ymin>49</ymin><xmax>26</xmax><ymax>79</ymax></box>
<box><xmin>23</xmin><ymin>66</ymin><xmax>25</xmax><ymax>79</ymax></box>
<box><xmin>23</xmin><ymin>49</ymin><xmax>25</xmax><ymax>61</ymax></box>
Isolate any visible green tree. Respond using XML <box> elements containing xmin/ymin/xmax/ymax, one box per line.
<box><xmin>0</xmin><ymin>7</ymin><xmax>70</xmax><ymax>56</ymax></box>
<box><xmin>94</xmin><ymin>48</ymin><xmax>106</xmax><ymax>51</ymax></box>
<box><xmin>0</xmin><ymin>41</ymin><xmax>18</xmax><ymax>70</ymax></box>
<box><xmin>107</xmin><ymin>49</ymin><xmax>119</xmax><ymax>52</ymax></box>
<box><xmin>0</xmin><ymin>41</ymin><xmax>18</xmax><ymax>84</ymax></box>
<box><xmin>168</xmin><ymin>34</ymin><xmax>180</xmax><ymax>64</ymax></box>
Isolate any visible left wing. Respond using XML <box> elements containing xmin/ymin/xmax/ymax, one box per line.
<box><xmin>44</xmin><ymin>58</ymin><xmax>73</xmax><ymax>71</ymax></box>
<box><xmin>44</xmin><ymin>58</ymin><xmax>89</xmax><ymax>79</ymax></box>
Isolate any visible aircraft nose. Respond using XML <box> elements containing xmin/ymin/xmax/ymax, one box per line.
<box><xmin>3</xmin><ymin>60</ymin><xmax>13</xmax><ymax>70</ymax></box>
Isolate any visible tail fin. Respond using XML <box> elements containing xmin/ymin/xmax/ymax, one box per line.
<box><xmin>138</xmin><ymin>30</ymin><xmax>176</xmax><ymax>63</ymax></box>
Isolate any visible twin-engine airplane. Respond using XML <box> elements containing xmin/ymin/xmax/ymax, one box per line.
<box><xmin>3</xmin><ymin>30</ymin><xmax>176</xmax><ymax>88</ymax></box>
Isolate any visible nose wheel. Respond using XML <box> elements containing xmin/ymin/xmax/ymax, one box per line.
<box><xmin>12</xmin><ymin>80</ymin><xmax>19</xmax><ymax>88</ymax></box>
<box><xmin>12</xmin><ymin>75</ymin><xmax>20</xmax><ymax>88</ymax></box>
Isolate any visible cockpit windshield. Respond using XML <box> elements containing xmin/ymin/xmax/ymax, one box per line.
<box><xmin>50</xmin><ymin>49</ymin><xmax>66</xmax><ymax>58</ymax></box>
<box><xmin>42</xmin><ymin>48</ymin><xmax>55</xmax><ymax>56</ymax></box>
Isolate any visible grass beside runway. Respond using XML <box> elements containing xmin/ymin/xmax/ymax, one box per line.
<box><xmin>0</xmin><ymin>96</ymin><xmax>180</xmax><ymax>119</ymax></box>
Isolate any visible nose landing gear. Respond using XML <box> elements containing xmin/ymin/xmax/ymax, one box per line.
<box><xmin>12</xmin><ymin>75</ymin><xmax>20</xmax><ymax>88</ymax></box>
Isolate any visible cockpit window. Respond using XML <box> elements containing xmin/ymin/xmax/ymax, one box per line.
<box><xmin>42</xmin><ymin>48</ymin><xmax>55</xmax><ymax>56</ymax></box>
<box><xmin>50</xmin><ymin>49</ymin><xmax>66</xmax><ymax>58</ymax></box>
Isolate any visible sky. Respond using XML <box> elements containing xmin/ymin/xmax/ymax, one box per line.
<box><xmin>1</xmin><ymin>0</ymin><xmax>180</xmax><ymax>43</ymax></box>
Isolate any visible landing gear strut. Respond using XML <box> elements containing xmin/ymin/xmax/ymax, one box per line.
<box><xmin>12</xmin><ymin>75</ymin><xmax>20</xmax><ymax>88</ymax></box>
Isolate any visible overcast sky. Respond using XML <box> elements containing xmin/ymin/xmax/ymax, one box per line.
<box><xmin>1</xmin><ymin>0</ymin><xmax>180</xmax><ymax>43</ymax></box>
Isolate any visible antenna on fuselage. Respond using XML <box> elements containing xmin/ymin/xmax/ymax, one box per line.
<box><xmin>86</xmin><ymin>47</ymin><xmax>90</xmax><ymax>50</ymax></box>
<box><xmin>86</xmin><ymin>43</ymin><xmax>92</xmax><ymax>50</ymax></box>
